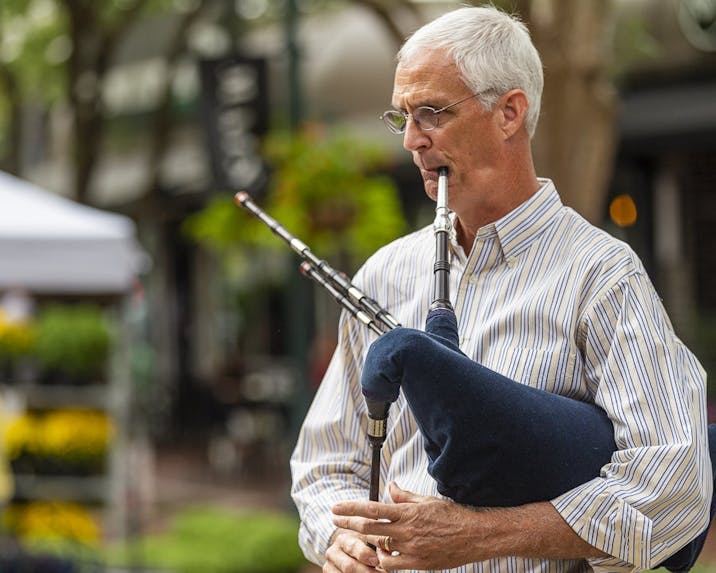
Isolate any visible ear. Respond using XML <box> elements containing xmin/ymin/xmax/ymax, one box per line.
<box><xmin>498</xmin><ymin>89</ymin><xmax>529</xmax><ymax>139</ymax></box>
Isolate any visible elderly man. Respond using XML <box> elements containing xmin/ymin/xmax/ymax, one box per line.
<box><xmin>291</xmin><ymin>6</ymin><xmax>712</xmax><ymax>573</ymax></box>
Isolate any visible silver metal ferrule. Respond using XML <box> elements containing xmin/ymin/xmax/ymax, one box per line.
<box><xmin>367</xmin><ymin>417</ymin><xmax>387</xmax><ymax>439</ymax></box>
<box><xmin>433</xmin><ymin>168</ymin><xmax>450</xmax><ymax>232</ymax></box>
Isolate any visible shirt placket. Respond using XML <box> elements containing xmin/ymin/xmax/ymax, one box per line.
<box><xmin>453</xmin><ymin>233</ymin><xmax>503</xmax><ymax>350</ymax></box>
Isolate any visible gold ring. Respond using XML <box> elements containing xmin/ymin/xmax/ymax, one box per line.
<box><xmin>380</xmin><ymin>535</ymin><xmax>393</xmax><ymax>552</ymax></box>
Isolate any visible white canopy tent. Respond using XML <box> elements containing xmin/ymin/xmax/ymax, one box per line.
<box><xmin>0</xmin><ymin>170</ymin><xmax>146</xmax><ymax>294</ymax></box>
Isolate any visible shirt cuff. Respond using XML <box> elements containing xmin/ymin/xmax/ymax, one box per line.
<box><xmin>295</xmin><ymin>487</ymin><xmax>368</xmax><ymax>565</ymax></box>
<box><xmin>551</xmin><ymin>480</ymin><xmax>652</xmax><ymax>570</ymax></box>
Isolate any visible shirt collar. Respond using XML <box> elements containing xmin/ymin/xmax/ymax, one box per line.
<box><xmin>450</xmin><ymin>179</ymin><xmax>563</xmax><ymax>262</ymax></box>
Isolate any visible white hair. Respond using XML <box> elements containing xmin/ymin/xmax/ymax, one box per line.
<box><xmin>398</xmin><ymin>5</ymin><xmax>544</xmax><ymax>138</ymax></box>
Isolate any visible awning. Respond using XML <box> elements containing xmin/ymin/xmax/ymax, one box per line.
<box><xmin>0</xmin><ymin>170</ymin><xmax>147</xmax><ymax>294</ymax></box>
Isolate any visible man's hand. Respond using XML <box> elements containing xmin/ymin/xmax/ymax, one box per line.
<box><xmin>332</xmin><ymin>482</ymin><xmax>487</xmax><ymax>570</ymax></box>
<box><xmin>324</xmin><ymin>528</ymin><xmax>380</xmax><ymax>572</ymax></box>
<box><xmin>331</xmin><ymin>481</ymin><xmax>607</xmax><ymax>571</ymax></box>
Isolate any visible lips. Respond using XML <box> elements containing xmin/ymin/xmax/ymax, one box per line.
<box><xmin>420</xmin><ymin>168</ymin><xmax>436</xmax><ymax>181</ymax></box>
<box><xmin>425</xmin><ymin>166</ymin><xmax>453</xmax><ymax>186</ymax></box>
<box><xmin>414</xmin><ymin>154</ymin><xmax>449</xmax><ymax>185</ymax></box>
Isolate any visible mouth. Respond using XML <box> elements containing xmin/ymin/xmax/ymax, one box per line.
<box><xmin>422</xmin><ymin>169</ymin><xmax>438</xmax><ymax>183</ymax></box>
<box><xmin>420</xmin><ymin>165</ymin><xmax>447</xmax><ymax>183</ymax></box>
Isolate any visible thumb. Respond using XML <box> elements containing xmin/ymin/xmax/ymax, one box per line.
<box><xmin>388</xmin><ymin>481</ymin><xmax>428</xmax><ymax>504</ymax></box>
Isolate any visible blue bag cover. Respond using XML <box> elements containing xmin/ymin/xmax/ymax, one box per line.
<box><xmin>360</xmin><ymin>308</ymin><xmax>715</xmax><ymax>571</ymax></box>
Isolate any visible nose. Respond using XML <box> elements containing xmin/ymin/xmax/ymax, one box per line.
<box><xmin>402</xmin><ymin>116</ymin><xmax>431</xmax><ymax>152</ymax></box>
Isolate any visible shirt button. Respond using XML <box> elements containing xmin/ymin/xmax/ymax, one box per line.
<box><xmin>468</xmin><ymin>275</ymin><xmax>478</xmax><ymax>285</ymax></box>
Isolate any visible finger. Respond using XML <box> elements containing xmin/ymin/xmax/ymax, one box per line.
<box><xmin>332</xmin><ymin>515</ymin><xmax>394</xmax><ymax>537</ymax></box>
<box><xmin>332</xmin><ymin>500</ymin><xmax>402</xmax><ymax>522</ymax></box>
<box><xmin>377</xmin><ymin>547</ymin><xmax>406</xmax><ymax>571</ymax></box>
<box><xmin>325</xmin><ymin>550</ymin><xmax>377</xmax><ymax>573</ymax></box>
<box><xmin>332</xmin><ymin>531</ymin><xmax>380</xmax><ymax>569</ymax></box>
<box><xmin>371</xmin><ymin>534</ymin><xmax>399</xmax><ymax>555</ymax></box>
<box><xmin>388</xmin><ymin>481</ymin><xmax>428</xmax><ymax>504</ymax></box>
<box><xmin>377</xmin><ymin>544</ymin><xmax>431</xmax><ymax>572</ymax></box>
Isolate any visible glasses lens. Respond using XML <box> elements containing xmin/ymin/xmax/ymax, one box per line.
<box><xmin>381</xmin><ymin>111</ymin><xmax>407</xmax><ymax>134</ymax></box>
<box><xmin>413</xmin><ymin>107</ymin><xmax>439</xmax><ymax>131</ymax></box>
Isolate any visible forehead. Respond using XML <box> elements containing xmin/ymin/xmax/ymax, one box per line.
<box><xmin>392</xmin><ymin>50</ymin><xmax>469</xmax><ymax>106</ymax></box>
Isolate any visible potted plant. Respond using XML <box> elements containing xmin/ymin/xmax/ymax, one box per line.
<box><xmin>184</xmin><ymin>126</ymin><xmax>406</xmax><ymax>275</ymax></box>
<box><xmin>34</xmin><ymin>305</ymin><xmax>111</xmax><ymax>385</ymax></box>
<box><xmin>4</xmin><ymin>409</ymin><xmax>113</xmax><ymax>476</ymax></box>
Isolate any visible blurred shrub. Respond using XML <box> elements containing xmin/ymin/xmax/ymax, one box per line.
<box><xmin>104</xmin><ymin>506</ymin><xmax>308</xmax><ymax>573</ymax></box>
<box><xmin>35</xmin><ymin>305</ymin><xmax>111</xmax><ymax>383</ymax></box>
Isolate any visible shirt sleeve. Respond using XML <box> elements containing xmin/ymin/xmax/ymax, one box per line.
<box><xmin>551</xmin><ymin>270</ymin><xmax>712</xmax><ymax>572</ymax></box>
<box><xmin>290</xmin><ymin>308</ymin><xmax>375</xmax><ymax>565</ymax></box>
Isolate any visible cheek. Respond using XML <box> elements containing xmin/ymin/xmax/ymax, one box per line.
<box><xmin>459</xmin><ymin>114</ymin><xmax>501</xmax><ymax>155</ymax></box>
<box><xmin>461</xmin><ymin>132</ymin><xmax>500</xmax><ymax>166</ymax></box>
<box><xmin>448</xmin><ymin>139</ymin><xmax>485</xmax><ymax>173</ymax></box>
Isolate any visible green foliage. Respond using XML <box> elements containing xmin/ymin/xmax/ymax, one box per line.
<box><xmin>95</xmin><ymin>0</ymin><xmax>181</xmax><ymax>27</ymax></box>
<box><xmin>0</xmin><ymin>1</ymin><xmax>69</xmax><ymax>102</ymax></box>
<box><xmin>34</xmin><ymin>305</ymin><xmax>111</xmax><ymax>381</ymax></box>
<box><xmin>610</xmin><ymin>13</ymin><xmax>662</xmax><ymax>81</ymax></box>
<box><xmin>0</xmin><ymin>0</ymin><xmax>192</xmax><ymax>168</ymax></box>
<box><xmin>0</xmin><ymin>0</ymin><xmax>184</xmax><ymax>101</ymax></box>
<box><xmin>184</xmin><ymin>127</ymin><xmax>406</xmax><ymax>276</ymax></box>
<box><xmin>104</xmin><ymin>506</ymin><xmax>307</xmax><ymax>573</ymax></box>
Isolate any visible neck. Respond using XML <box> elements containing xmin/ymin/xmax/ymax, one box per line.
<box><xmin>454</xmin><ymin>167</ymin><xmax>541</xmax><ymax>254</ymax></box>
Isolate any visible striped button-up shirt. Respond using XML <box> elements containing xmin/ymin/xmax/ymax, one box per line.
<box><xmin>290</xmin><ymin>180</ymin><xmax>711</xmax><ymax>573</ymax></box>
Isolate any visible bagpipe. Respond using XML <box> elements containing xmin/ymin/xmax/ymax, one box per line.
<box><xmin>235</xmin><ymin>171</ymin><xmax>716</xmax><ymax>572</ymax></box>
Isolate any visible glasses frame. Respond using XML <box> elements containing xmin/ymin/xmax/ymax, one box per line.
<box><xmin>379</xmin><ymin>91</ymin><xmax>487</xmax><ymax>135</ymax></box>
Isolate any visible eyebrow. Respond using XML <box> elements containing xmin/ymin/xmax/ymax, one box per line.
<box><xmin>391</xmin><ymin>99</ymin><xmax>438</xmax><ymax>112</ymax></box>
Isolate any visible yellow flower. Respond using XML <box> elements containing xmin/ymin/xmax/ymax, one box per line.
<box><xmin>38</xmin><ymin>409</ymin><xmax>114</xmax><ymax>462</ymax></box>
<box><xmin>4</xmin><ymin>415</ymin><xmax>39</xmax><ymax>460</ymax></box>
<box><xmin>4</xmin><ymin>501</ymin><xmax>101</xmax><ymax>545</ymax></box>
<box><xmin>3</xmin><ymin>409</ymin><xmax>114</xmax><ymax>468</ymax></box>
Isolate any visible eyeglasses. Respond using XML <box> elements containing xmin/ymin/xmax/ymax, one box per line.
<box><xmin>380</xmin><ymin>92</ymin><xmax>484</xmax><ymax>135</ymax></box>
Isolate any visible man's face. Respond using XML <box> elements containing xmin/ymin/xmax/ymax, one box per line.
<box><xmin>392</xmin><ymin>50</ymin><xmax>504</xmax><ymax>213</ymax></box>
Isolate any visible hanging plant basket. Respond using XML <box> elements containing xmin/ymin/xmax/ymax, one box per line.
<box><xmin>185</xmin><ymin>125</ymin><xmax>406</xmax><ymax>276</ymax></box>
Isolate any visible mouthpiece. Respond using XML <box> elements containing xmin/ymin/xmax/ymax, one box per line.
<box><xmin>438</xmin><ymin>166</ymin><xmax>448</xmax><ymax>177</ymax></box>
<box><xmin>234</xmin><ymin>191</ymin><xmax>249</xmax><ymax>206</ymax></box>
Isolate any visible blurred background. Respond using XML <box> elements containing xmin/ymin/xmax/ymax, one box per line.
<box><xmin>0</xmin><ymin>0</ymin><xmax>714</xmax><ymax>571</ymax></box>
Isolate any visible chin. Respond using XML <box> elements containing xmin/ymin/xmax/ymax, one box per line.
<box><xmin>424</xmin><ymin>180</ymin><xmax>438</xmax><ymax>202</ymax></box>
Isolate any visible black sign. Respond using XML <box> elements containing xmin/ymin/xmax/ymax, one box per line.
<box><xmin>199</xmin><ymin>56</ymin><xmax>268</xmax><ymax>194</ymax></box>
